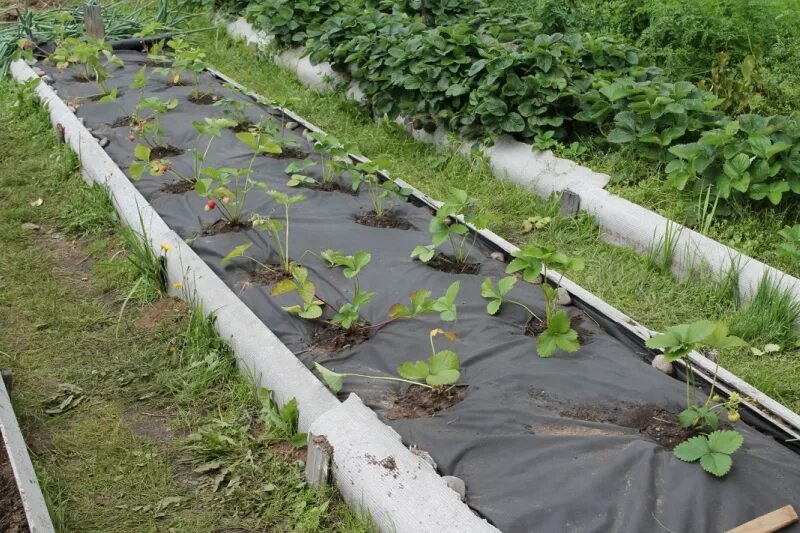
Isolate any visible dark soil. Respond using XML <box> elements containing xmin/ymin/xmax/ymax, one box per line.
<box><xmin>249</xmin><ymin>265</ymin><xmax>292</xmax><ymax>286</ymax></box>
<box><xmin>560</xmin><ymin>403</ymin><xmax>696</xmax><ymax>450</ymax></box>
<box><xmin>356</xmin><ymin>211</ymin><xmax>411</xmax><ymax>230</ymax></box>
<box><xmin>524</xmin><ymin>318</ymin><xmax>546</xmax><ymax>338</ymax></box>
<box><xmin>311</xmin><ymin>324</ymin><xmax>371</xmax><ymax>354</ymax></box>
<box><xmin>150</xmin><ymin>145</ymin><xmax>183</xmax><ymax>159</ymax></box>
<box><xmin>201</xmin><ymin>219</ymin><xmax>250</xmax><ymax>236</ymax></box>
<box><xmin>267</xmin><ymin>441</ymin><xmax>307</xmax><ymax>462</ymax></box>
<box><xmin>231</xmin><ymin>121</ymin><xmax>255</xmax><ymax>133</ymax></box>
<box><xmin>109</xmin><ymin>115</ymin><xmax>134</xmax><ymax>128</ymax></box>
<box><xmin>387</xmin><ymin>385</ymin><xmax>467</xmax><ymax>420</ymax></box>
<box><xmin>188</xmin><ymin>92</ymin><xmax>219</xmax><ymax>105</ymax></box>
<box><xmin>72</xmin><ymin>73</ymin><xmax>91</xmax><ymax>83</ymax></box>
<box><xmin>426</xmin><ymin>253</ymin><xmax>481</xmax><ymax>275</ymax></box>
<box><xmin>0</xmin><ymin>431</ymin><xmax>30</xmax><ymax>533</ymax></box>
<box><xmin>161</xmin><ymin>179</ymin><xmax>195</xmax><ymax>195</ymax></box>
<box><xmin>263</xmin><ymin>146</ymin><xmax>305</xmax><ymax>160</ymax></box>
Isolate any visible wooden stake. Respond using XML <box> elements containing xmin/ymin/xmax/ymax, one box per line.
<box><xmin>83</xmin><ymin>5</ymin><xmax>105</xmax><ymax>40</ymax></box>
<box><xmin>726</xmin><ymin>505</ymin><xmax>798</xmax><ymax>533</ymax></box>
<box><xmin>304</xmin><ymin>434</ymin><xmax>333</xmax><ymax>490</ymax></box>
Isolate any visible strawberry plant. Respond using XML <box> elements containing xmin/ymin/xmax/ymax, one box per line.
<box><xmin>411</xmin><ymin>187</ymin><xmax>485</xmax><ymax>267</ymax></box>
<box><xmin>133</xmin><ymin>96</ymin><xmax>179</xmax><ymax>149</ymax></box>
<box><xmin>307</xmin><ymin>131</ymin><xmax>360</xmax><ymax>188</ymax></box>
<box><xmin>320</xmin><ymin>249</ymin><xmax>375</xmax><ymax>330</ymax></box>
<box><xmin>167</xmin><ymin>38</ymin><xmax>211</xmax><ymax>101</ymax></box>
<box><xmin>227</xmin><ymin>190</ymin><xmax>307</xmax><ymax>274</ymax></box>
<box><xmin>504</xmin><ymin>244</ymin><xmax>584</xmax><ymax>357</ymax></box>
<box><xmin>666</xmin><ymin>114</ymin><xmax>800</xmax><ymax>205</ymax></box>
<box><xmin>350</xmin><ymin>160</ymin><xmax>412</xmax><ymax>217</ymax></box>
<box><xmin>195</xmin><ymin>167</ymin><xmax>256</xmax><ymax>226</ymax></box>
<box><xmin>313</xmin><ymin>328</ymin><xmax>461</xmax><ymax>393</ymax></box>
<box><xmin>778</xmin><ymin>224</ymin><xmax>800</xmax><ymax>261</ymax></box>
<box><xmin>577</xmin><ymin>79</ymin><xmax>723</xmax><ymax>159</ymax></box>
<box><xmin>673</xmin><ymin>430</ymin><xmax>744</xmax><ymax>477</ymax></box>
<box><xmin>48</xmin><ymin>37</ymin><xmax>123</xmax><ymax>101</ymax></box>
<box><xmin>213</xmin><ymin>95</ymin><xmax>252</xmax><ymax>129</ymax></box>
<box><xmin>646</xmin><ymin>320</ymin><xmax>748</xmax><ymax>476</ymax></box>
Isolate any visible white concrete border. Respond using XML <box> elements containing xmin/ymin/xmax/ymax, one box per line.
<box><xmin>10</xmin><ymin>59</ymin><xmax>497</xmax><ymax>533</ymax></box>
<box><xmin>226</xmin><ymin>17</ymin><xmax>800</xmax><ymax>315</ymax></box>
<box><xmin>0</xmin><ymin>377</ymin><xmax>55</xmax><ymax>533</ymax></box>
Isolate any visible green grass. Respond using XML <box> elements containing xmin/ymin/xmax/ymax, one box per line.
<box><xmin>191</xmin><ymin>27</ymin><xmax>800</xmax><ymax>411</ymax></box>
<box><xmin>0</xmin><ymin>78</ymin><xmax>374</xmax><ymax>532</ymax></box>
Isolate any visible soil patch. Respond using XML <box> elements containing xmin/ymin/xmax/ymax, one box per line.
<box><xmin>387</xmin><ymin>385</ymin><xmax>467</xmax><ymax>419</ymax></box>
<box><xmin>150</xmin><ymin>145</ymin><xmax>183</xmax><ymax>159</ymax></box>
<box><xmin>230</xmin><ymin>121</ymin><xmax>255</xmax><ymax>133</ymax></box>
<box><xmin>188</xmin><ymin>93</ymin><xmax>219</xmax><ymax>105</ymax></box>
<box><xmin>201</xmin><ymin>219</ymin><xmax>250</xmax><ymax>236</ymax></box>
<box><xmin>267</xmin><ymin>441</ymin><xmax>307</xmax><ymax>462</ymax></box>
<box><xmin>356</xmin><ymin>211</ymin><xmax>411</xmax><ymax>230</ymax></box>
<box><xmin>263</xmin><ymin>145</ymin><xmax>305</xmax><ymax>159</ymax></box>
<box><xmin>134</xmin><ymin>298</ymin><xmax>187</xmax><ymax>332</ymax></box>
<box><xmin>248</xmin><ymin>265</ymin><xmax>292</xmax><ymax>286</ymax></box>
<box><xmin>311</xmin><ymin>324</ymin><xmax>371</xmax><ymax>354</ymax></box>
<box><xmin>560</xmin><ymin>403</ymin><xmax>695</xmax><ymax>450</ymax></box>
<box><xmin>0</xmin><ymin>430</ymin><xmax>30</xmax><ymax>533</ymax></box>
<box><xmin>109</xmin><ymin>115</ymin><xmax>134</xmax><ymax>128</ymax></box>
<box><xmin>425</xmin><ymin>253</ymin><xmax>481</xmax><ymax>275</ymax></box>
<box><xmin>1</xmin><ymin>0</ymin><xmax>59</xmax><ymax>20</ymax></box>
<box><xmin>524</xmin><ymin>318</ymin><xmax>546</xmax><ymax>338</ymax></box>
<box><xmin>161</xmin><ymin>179</ymin><xmax>195</xmax><ymax>195</ymax></box>
<box><xmin>530</xmin><ymin>423</ymin><xmax>626</xmax><ymax>437</ymax></box>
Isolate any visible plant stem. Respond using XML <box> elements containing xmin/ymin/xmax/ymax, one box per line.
<box><xmin>340</xmin><ymin>373</ymin><xmax>435</xmax><ymax>390</ymax></box>
<box><xmin>507</xmin><ymin>299</ymin><xmax>544</xmax><ymax>324</ymax></box>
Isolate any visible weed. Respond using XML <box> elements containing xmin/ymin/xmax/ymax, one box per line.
<box><xmin>729</xmin><ymin>274</ymin><xmax>800</xmax><ymax>346</ymax></box>
<box><xmin>646</xmin><ymin>221</ymin><xmax>681</xmax><ymax>273</ymax></box>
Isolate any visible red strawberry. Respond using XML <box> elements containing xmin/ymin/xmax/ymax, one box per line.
<box><xmin>204</xmin><ymin>200</ymin><xmax>216</xmax><ymax>212</ymax></box>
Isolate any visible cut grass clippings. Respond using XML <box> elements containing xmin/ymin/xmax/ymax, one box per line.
<box><xmin>0</xmin><ymin>78</ymin><xmax>374</xmax><ymax>532</ymax></box>
<box><xmin>194</xmin><ymin>26</ymin><xmax>800</xmax><ymax>411</ymax></box>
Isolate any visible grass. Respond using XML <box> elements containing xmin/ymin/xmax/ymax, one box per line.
<box><xmin>0</xmin><ymin>78</ymin><xmax>374</xmax><ymax>532</ymax></box>
<box><xmin>191</xmin><ymin>26</ymin><xmax>800</xmax><ymax>411</ymax></box>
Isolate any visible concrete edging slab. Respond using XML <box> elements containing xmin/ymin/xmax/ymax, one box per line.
<box><xmin>10</xmin><ymin>58</ymin><xmax>498</xmax><ymax>533</ymax></box>
<box><xmin>0</xmin><ymin>376</ymin><xmax>55</xmax><ymax>532</ymax></box>
<box><xmin>226</xmin><ymin>17</ymin><xmax>800</xmax><ymax>316</ymax></box>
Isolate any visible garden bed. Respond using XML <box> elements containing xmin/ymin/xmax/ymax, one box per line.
<box><xmin>0</xmin><ymin>429</ymin><xmax>29</xmax><ymax>533</ymax></box>
<box><xmin>29</xmin><ymin>46</ymin><xmax>800</xmax><ymax>532</ymax></box>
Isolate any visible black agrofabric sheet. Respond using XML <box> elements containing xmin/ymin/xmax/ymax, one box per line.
<box><xmin>41</xmin><ymin>50</ymin><xmax>800</xmax><ymax>533</ymax></box>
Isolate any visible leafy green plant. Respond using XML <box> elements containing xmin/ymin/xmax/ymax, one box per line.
<box><xmin>132</xmin><ymin>96</ymin><xmax>179</xmax><ymax>149</ymax></box>
<box><xmin>48</xmin><ymin>37</ymin><xmax>123</xmax><ymax>100</ymax></box>
<box><xmin>673</xmin><ymin>430</ymin><xmax>744</xmax><ymax>477</ymax></box>
<box><xmin>313</xmin><ymin>328</ymin><xmax>461</xmax><ymax>392</ymax></box>
<box><xmin>130</xmin><ymin>117</ymin><xmax>233</xmax><ymax>184</ymax></box>
<box><xmin>777</xmin><ymin>224</ymin><xmax>800</xmax><ymax>261</ymax></box>
<box><xmin>319</xmin><ymin>249</ymin><xmax>374</xmax><ymax>330</ymax></box>
<box><xmin>350</xmin><ymin>160</ymin><xmax>411</xmax><ymax>216</ymax></box>
<box><xmin>213</xmin><ymin>95</ymin><xmax>252</xmax><ymax>128</ymax></box>
<box><xmin>503</xmin><ymin>244</ymin><xmax>584</xmax><ymax>357</ymax></box>
<box><xmin>258</xmin><ymin>388</ymin><xmax>307</xmax><ymax>447</ymax></box>
<box><xmin>411</xmin><ymin>187</ymin><xmax>485</xmax><ymax>266</ymax></box>
<box><xmin>577</xmin><ymin>79</ymin><xmax>723</xmax><ymax>159</ymax></box>
<box><xmin>222</xmin><ymin>190</ymin><xmax>307</xmax><ymax>275</ymax></box>
<box><xmin>646</xmin><ymin>320</ymin><xmax>748</xmax><ymax>476</ymax></box>
<box><xmin>666</xmin><ymin>114</ymin><xmax>800</xmax><ymax>205</ymax></box>
<box><xmin>167</xmin><ymin>37</ymin><xmax>210</xmax><ymax>101</ymax></box>
<box><xmin>306</xmin><ymin>131</ymin><xmax>359</xmax><ymax>188</ymax></box>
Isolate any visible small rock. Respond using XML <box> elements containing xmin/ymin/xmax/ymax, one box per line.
<box><xmin>489</xmin><ymin>251</ymin><xmax>504</xmax><ymax>262</ymax></box>
<box><xmin>443</xmin><ymin>476</ymin><xmax>466</xmax><ymax>501</ymax></box>
<box><xmin>32</xmin><ymin>67</ymin><xmax>45</xmax><ymax>76</ymax></box>
<box><xmin>286</xmin><ymin>121</ymin><xmax>299</xmax><ymax>130</ymax></box>
<box><xmin>651</xmin><ymin>354</ymin><xmax>673</xmax><ymax>375</ymax></box>
<box><xmin>98</xmin><ymin>137</ymin><xmax>109</xmax><ymax>148</ymax></box>
<box><xmin>555</xmin><ymin>287</ymin><xmax>572</xmax><ymax>306</ymax></box>
<box><xmin>409</xmin><ymin>445</ymin><xmax>437</xmax><ymax>470</ymax></box>
<box><xmin>21</xmin><ymin>222</ymin><xmax>41</xmax><ymax>231</ymax></box>
<box><xmin>42</xmin><ymin>75</ymin><xmax>53</xmax><ymax>84</ymax></box>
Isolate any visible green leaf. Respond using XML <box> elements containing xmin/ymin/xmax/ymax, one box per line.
<box><xmin>134</xmin><ymin>144</ymin><xmax>151</xmax><ymax>162</ymax></box>
<box><xmin>707</xmin><ymin>430</ymin><xmax>744</xmax><ymax>455</ymax></box>
<box><xmin>700</xmin><ymin>452</ymin><xmax>733</xmax><ymax>477</ymax></box>
<box><xmin>674</xmin><ymin>435</ymin><xmax>710</xmax><ymax>462</ymax></box>
<box><xmin>678</xmin><ymin>408</ymin><xmax>700</xmax><ymax>428</ymax></box>
<box><xmin>314</xmin><ymin>363</ymin><xmax>343</xmax><ymax>393</ymax></box>
<box><xmin>397</xmin><ymin>361</ymin><xmax>429</xmax><ymax>381</ymax></box>
<box><xmin>501</xmin><ymin>112</ymin><xmax>525</xmax><ymax>133</ymax></box>
<box><xmin>486</xmin><ymin>299</ymin><xmax>501</xmax><ymax>316</ymax></box>
<box><xmin>221</xmin><ymin>243</ymin><xmax>252</xmax><ymax>266</ymax></box>
<box><xmin>270</xmin><ymin>279</ymin><xmax>296</xmax><ymax>297</ymax></box>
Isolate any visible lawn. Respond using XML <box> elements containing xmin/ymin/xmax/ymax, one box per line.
<box><xmin>0</xmin><ymin>78</ymin><xmax>373</xmax><ymax>532</ymax></box>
